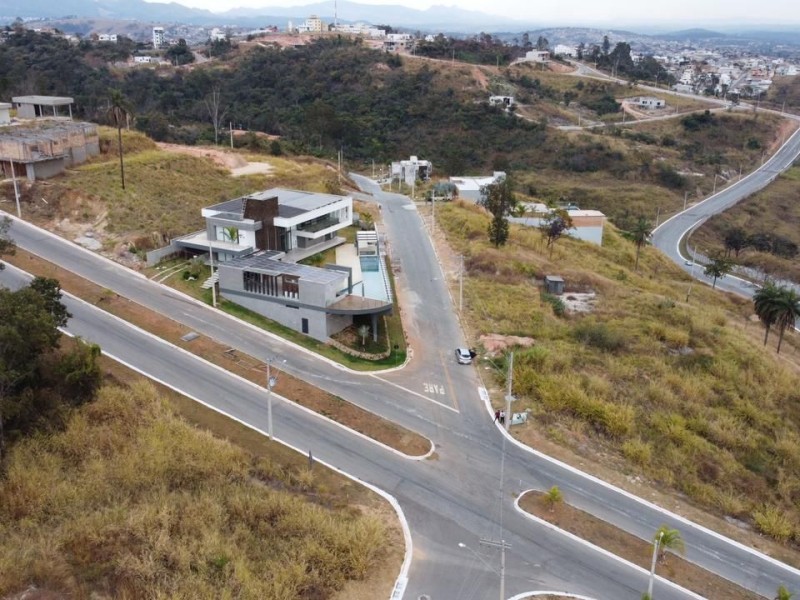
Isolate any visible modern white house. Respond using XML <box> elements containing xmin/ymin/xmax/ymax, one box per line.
<box><xmin>174</xmin><ymin>188</ymin><xmax>353</xmax><ymax>263</ymax></box>
<box><xmin>511</xmin><ymin>208</ymin><xmax>607</xmax><ymax>246</ymax></box>
<box><xmin>489</xmin><ymin>95</ymin><xmax>515</xmax><ymax>108</ymax></box>
<box><xmin>98</xmin><ymin>34</ymin><xmax>118</xmax><ymax>42</ymax></box>
<box><xmin>553</xmin><ymin>44</ymin><xmax>577</xmax><ymax>57</ymax></box>
<box><xmin>449</xmin><ymin>171</ymin><xmax>506</xmax><ymax>202</ymax></box>
<box><xmin>391</xmin><ymin>156</ymin><xmax>432</xmax><ymax>186</ymax></box>
<box><xmin>524</xmin><ymin>50</ymin><xmax>550</xmax><ymax>63</ymax></box>
<box><xmin>384</xmin><ymin>33</ymin><xmax>414</xmax><ymax>52</ymax></box>
<box><xmin>631</xmin><ymin>96</ymin><xmax>666</xmax><ymax>109</ymax></box>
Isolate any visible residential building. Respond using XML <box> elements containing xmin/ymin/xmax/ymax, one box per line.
<box><xmin>174</xmin><ymin>188</ymin><xmax>353</xmax><ymax>263</ymax></box>
<box><xmin>384</xmin><ymin>33</ymin><xmax>414</xmax><ymax>52</ymax></box>
<box><xmin>153</xmin><ymin>27</ymin><xmax>165</xmax><ymax>49</ymax></box>
<box><xmin>632</xmin><ymin>96</ymin><xmax>666</xmax><ymax>109</ymax></box>
<box><xmin>97</xmin><ymin>34</ymin><xmax>118</xmax><ymax>42</ymax></box>
<box><xmin>0</xmin><ymin>120</ymin><xmax>99</xmax><ymax>182</ymax></box>
<box><xmin>524</xmin><ymin>50</ymin><xmax>550</xmax><ymax>63</ymax></box>
<box><xmin>297</xmin><ymin>15</ymin><xmax>324</xmax><ymax>33</ymax></box>
<box><xmin>553</xmin><ymin>44</ymin><xmax>576</xmax><ymax>57</ymax></box>
<box><xmin>217</xmin><ymin>250</ymin><xmax>392</xmax><ymax>342</ymax></box>
<box><xmin>449</xmin><ymin>171</ymin><xmax>506</xmax><ymax>202</ymax></box>
<box><xmin>489</xmin><ymin>95</ymin><xmax>515</xmax><ymax>108</ymax></box>
<box><xmin>510</xmin><ymin>208</ymin><xmax>606</xmax><ymax>246</ymax></box>
<box><xmin>332</xmin><ymin>23</ymin><xmax>386</xmax><ymax>37</ymax></box>
<box><xmin>134</xmin><ymin>56</ymin><xmax>156</xmax><ymax>64</ymax></box>
<box><xmin>12</xmin><ymin>95</ymin><xmax>73</xmax><ymax>119</ymax></box>
<box><xmin>209</xmin><ymin>28</ymin><xmax>227</xmax><ymax>41</ymax></box>
<box><xmin>391</xmin><ymin>156</ymin><xmax>432</xmax><ymax>187</ymax></box>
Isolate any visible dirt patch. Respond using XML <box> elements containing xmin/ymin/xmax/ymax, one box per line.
<box><xmin>519</xmin><ymin>492</ymin><xmax>761</xmax><ymax>600</ymax></box>
<box><xmin>472</xmin><ymin>66</ymin><xmax>489</xmax><ymax>90</ymax></box>
<box><xmin>767</xmin><ymin>119</ymin><xmax>800</xmax><ymax>154</ymax></box>
<box><xmin>561</xmin><ymin>292</ymin><xmax>597</xmax><ymax>313</ymax></box>
<box><xmin>5</xmin><ymin>249</ymin><xmax>431</xmax><ymax>458</ymax></box>
<box><xmin>156</xmin><ymin>142</ymin><xmax>273</xmax><ymax>177</ymax></box>
<box><xmin>479</xmin><ymin>333</ymin><xmax>536</xmax><ymax>355</ymax></box>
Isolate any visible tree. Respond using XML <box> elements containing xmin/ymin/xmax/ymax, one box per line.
<box><xmin>754</xmin><ymin>283</ymin><xmax>783</xmax><ymax>347</ymax></box>
<box><xmin>624</xmin><ymin>216</ymin><xmax>653</xmax><ymax>271</ymax></box>
<box><xmin>0</xmin><ymin>280</ymin><xmax>69</xmax><ymax>461</ymax></box>
<box><xmin>164</xmin><ymin>38</ymin><xmax>195</xmax><ymax>65</ymax></box>
<box><xmin>540</xmin><ymin>209</ymin><xmax>573</xmax><ymax>258</ymax></box>
<box><xmin>654</xmin><ymin>525</ymin><xmax>684</xmax><ymax>563</ymax></box>
<box><xmin>536</xmin><ymin>35</ymin><xmax>549</xmax><ymax>51</ymax></box>
<box><xmin>544</xmin><ymin>485</ymin><xmax>563</xmax><ymax>511</ymax></box>
<box><xmin>703</xmin><ymin>256</ymin><xmax>734</xmax><ymax>289</ymax></box>
<box><xmin>107</xmin><ymin>89</ymin><xmax>132</xmax><ymax>190</ymax></box>
<box><xmin>775</xmin><ymin>585</ymin><xmax>794</xmax><ymax>600</ymax></box>
<box><xmin>602</xmin><ymin>35</ymin><xmax>611</xmax><ymax>56</ymax></box>
<box><xmin>723</xmin><ymin>227</ymin><xmax>749</xmax><ymax>257</ymax></box>
<box><xmin>0</xmin><ymin>216</ymin><xmax>15</xmax><ymax>271</ymax></box>
<box><xmin>773</xmin><ymin>287</ymin><xmax>800</xmax><ymax>354</ymax></box>
<box><xmin>222</xmin><ymin>226</ymin><xmax>240</xmax><ymax>243</ymax></box>
<box><xmin>478</xmin><ymin>175</ymin><xmax>517</xmax><ymax>248</ymax></box>
<box><xmin>205</xmin><ymin>85</ymin><xmax>227</xmax><ymax>145</ymax></box>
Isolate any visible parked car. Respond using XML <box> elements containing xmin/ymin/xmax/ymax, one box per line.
<box><xmin>455</xmin><ymin>347</ymin><xmax>473</xmax><ymax>365</ymax></box>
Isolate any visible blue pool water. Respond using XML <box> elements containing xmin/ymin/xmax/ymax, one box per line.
<box><xmin>358</xmin><ymin>256</ymin><xmax>391</xmax><ymax>302</ymax></box>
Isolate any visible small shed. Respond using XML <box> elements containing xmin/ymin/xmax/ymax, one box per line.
<box><xmin>544</xmin><ymin>275</ymin><xmax>565</xmax><ymax>296</ymax></box>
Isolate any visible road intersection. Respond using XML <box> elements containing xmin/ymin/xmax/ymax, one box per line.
<box><xmin>3</xmin><ymin>166</ymin><xmax>800</xmax><ymax>598</ymax></box>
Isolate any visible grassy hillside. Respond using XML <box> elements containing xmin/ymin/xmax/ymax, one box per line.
<box><xmin>0</xmin><ymin>382</ymin><xmax>391</xmax><ymax>598</ymax></box>
<box><xmin>693</xmin><ymin>165</ymin><xmax>800</xmax><ymax>283</ymax></box>
<box><xmin>440</xmin><ymin>200</ymin><xmax>800</xmax><ymax>546</ymax></box>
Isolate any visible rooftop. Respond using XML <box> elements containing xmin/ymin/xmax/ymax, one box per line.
<box><xmin>12</xmin><ymin>95</ymin><xmax>73</xmax><ymax>106</ymax></box>
<box><xmin>205</xmin><ymin>188</ymin><xmax>349</xmax><ymax>220</ymax></box>
<box><xmin>224</xmin><ymin>251</ymin><xmax>346</xmax><ymax>285</ymax></box>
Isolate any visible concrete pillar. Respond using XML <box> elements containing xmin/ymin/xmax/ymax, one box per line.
<box><xmin>371</xmin><ymin>313</ymin><xmax>378</xmax><ymax>343</ymax></box>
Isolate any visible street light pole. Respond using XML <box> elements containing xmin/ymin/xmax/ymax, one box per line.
<box><xmin>505</xmin><ymin>351</ymin><xmax>514</xmax><ymax>432</ymax></box>
<box><xmin>9</xmin><ymin>158</ymin><xmax>21</xmax><ymax>217</ymax></box>
<box><xmin>266</xmin><ymin>359</ymin><xmax>277</xmax><ymax>440</ymax></box>
<box><xmin>647</xmin><ymin>530</ymin><xmax>664</xmax><ymax>598</ymax></box>
<box><xmin>459</xmin><ymin>254</ymin><xmax>464</xmax><ymax>312</ymax></box>
<box><xmin>683</xmin><ymin>190</ymin><xmax>688</xmax><ymax>212</ymax></box>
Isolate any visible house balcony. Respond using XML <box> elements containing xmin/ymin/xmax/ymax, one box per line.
<box><xmin>295</xmin><ymin>216</ymin><xmax>345</xmax><ymax>238</ymax></box>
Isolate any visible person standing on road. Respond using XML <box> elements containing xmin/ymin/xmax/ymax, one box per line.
<box><xmin>494</xmin><ymin>409</ymin><xmax>501</xmax><ymax>423</ymax></box>
<box><xmin>499</xmin><ymin>411</ymin><xmax>505</xmax><ymax>425</ymax></box>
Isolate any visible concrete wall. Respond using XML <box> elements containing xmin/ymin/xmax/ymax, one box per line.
<box><xmin>27</xmin><ymin>157</ymin><xmax>65</xmax><ymax>181</ymax></box>
<box><xmin>146</xmin><ymin>242</ymin><xmax>183</xmax><ymax>266</ymax></box>
<box><xmin>221</xmin><ymin>289</ymin><xmax>332</xmax><ymax>341</ymax></box>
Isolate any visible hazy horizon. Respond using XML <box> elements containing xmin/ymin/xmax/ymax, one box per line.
<box><xmin>140</xmin><ymin>0</ymin><xmax>800</xmax><ymax>28</ymax></box>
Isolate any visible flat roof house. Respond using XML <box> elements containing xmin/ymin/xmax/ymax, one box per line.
<box><xmin>217</xmin><ymin>251</ymin><xmax>392</xmax><ymax>342</ymax></box>
<box><xmin>449</xmin><ymin>171</ymin><xmax>506</xmax><ymax>202</ymax></box>
<box><xmin>391</xmin><ymin>156</ymin><xmax>432</xmax><ymax>187</ymax></box>
<box><xmin>0</xmin><ymin>120</ymin><xmax>99</xmax><ymax>182</ymax></box>
<box><xmin>12</xmin><ymin>95</ymin><xmax>74</xmax><ymax>119</ymax></box>
<box><xmin>175</xmin><ymin>187</ymin><xmax>353</xmax><ymax>263</ymax></box>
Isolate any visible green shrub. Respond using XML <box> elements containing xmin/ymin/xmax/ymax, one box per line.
<box><xmin>753</xmin><ymin>505</ymin><xmax>794</xmax><ymax>542</ymax></box>
<box><xmin>622</xmin><ymin>438</ymin><xmax>652</xmax><ymax>466</ymax></box>
<box><xmin>573</xmin><ymin>322</ymin><xmax>629</xmax><ymax>352</ymax></box>
<box><xmin>541</xmin><ymin>292</ymin><xmax>566</xmax><ymax>316</ymax></box>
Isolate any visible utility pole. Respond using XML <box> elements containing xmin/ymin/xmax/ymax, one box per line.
<box><xmin>208</xmin><ymin>240</ymin><xmax>217</xmax><ymax>308</ymax></box>
<box><xmin>9</xmin><ymin>158</ymin><xmax>21</xmax><ymax>217</ymax></box>
<box><xmin>685</xmin><ymin>246</ymin><xmax>697</xmax><ymax>303</ymax></box>
<box><xmin>505</xmin><ymin>352</ymin><xmax>514</xmax><ymax>432</ymax></box>
<box><xmin>479</xmin><ymin>537</ymin><xmax>511</xmax><ymax>600</ymax></box>
<box><xmin>229</xmin><ymin>121</ymin><xmax>233</xmax><ymax>149</ymax></box>
<box><xmin>655</xmin><ymin>206</ymin><xmax>661</xmax><ymax>228</ymax></box>
<box><xmin>459</xmin><ymin>254</ymin><xmax>464</xmax><ymax>312</ymax></box>
<box><xmin>683</xmin><ymin>190</ymin><xmax>688</xmax><ymax>212</ymax></box>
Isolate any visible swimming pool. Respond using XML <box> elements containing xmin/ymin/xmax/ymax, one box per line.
<box><xmin>357</xmin><ymin>255</ymin><xmax>391</xmax><ymax>303</ymax></box>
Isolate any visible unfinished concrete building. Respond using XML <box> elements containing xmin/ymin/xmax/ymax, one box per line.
<box><xmin>12</xmin><ymin>95</ymin><xmax>74</xmax><ymax>119</ymax></box>
<box><xmin>0</xmin><ymin>121</ymin><xmax>99</xmax><ymax>181</ymax></box>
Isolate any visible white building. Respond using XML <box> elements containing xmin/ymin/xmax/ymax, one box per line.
<box><xmin>553</xmin><ymin>44</ymin><xmax>576</xmax><ymax>57</ymax></box>
<box><xmin>449</xmin><ymin>172</ymin><xmax>506</xmax><ymax>202</ymax></box>
<box><xmin>152</xmin><ymin>27</ymin><xmax>165</xmax><ymax>49</ymax></box>
<box><xmin>134</xmin><ymin>56</ymin><xmax>155</xmax><ymax>64</ymax></box>
<box><xmin>632</xmin><ymin>96</ymin><xmax>666</xmax><ymax>109</ymax></box>
<box><xmin>0</xmin><ymin>102</ymin><xmax>11</xmax><ymax>125</ymax></box>
<box><xmin>384</xmin><ymin>33</ymin><xmax>414</xmax><ymax>52</ymax></box>
<box><xmin>209</xmin><ymin>27</ymin><xmax>227</xmax><ymax>41</ymax></box>
<box><xmin>524</xmin><ymin>50</ymin><xmax>550</xmax><ymax>63</ymax></box>
<box><xmin>297</xmin><ymin>15</ymin><xmax>324</xmax><ymax>33</ymax></box>
<box><xmin>98</xmin><ymin>34</ymin><xmax>118</xmax><ymax>42</ymax></box>
<box><xmin>332</xmin><ymin>23</ymin><xmax>386</xmax><ymax>37</ymax></box>
<box><xmin>489</xmin><ymin>95</ymin><xmax>515</xmax><ymax>108</ymax></box>
<box><xmin>391</xmin><ymin>155</ymin><xmax>432</xmax><ymax>186</ymax></box>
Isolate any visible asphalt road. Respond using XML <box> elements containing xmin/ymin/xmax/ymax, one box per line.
<box><xmin>4</xmin><ymin>188</ymin><xmax>800</xmax><ymax>598</ymax></box>
<box><xmin>652</xmin><ymin>120</ymin><xmax>800</xmax><ymax>298</ymax></box>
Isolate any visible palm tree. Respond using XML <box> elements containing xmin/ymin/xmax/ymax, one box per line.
<box><xmin>357</xmin><ymin>324</ymin><xmax>370</xmax><ymax>347</ymax></box>
<box><xmin>107</xmin><ymin>89</ymin><xmax>132</xmax><ymax>190</ymax></box>
<box><xmin>654</xmin><ymin>524</ymin><xmax>684</xmax><ymax>563</ymax></box>
<box><xmin>754</xmin><ymin>283</ymin><xmax>782</xmax><ymax>346</ymax></box>
<box><xmin>773</xmin><ymin>287</ymin><xmax>800</xmax><ymax>354</ymax></box>
<box><xmin>626</xmin><ymin>216</ymin><xmax>653</xmax><ymax>271</ymax></box>
<box><xmin>223</xmin><ymin>226</ymin><xmax>240</xmax><ymax>244</ymax></box>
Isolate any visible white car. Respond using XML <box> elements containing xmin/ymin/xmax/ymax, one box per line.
<box><xmin>455</xmin><ymin>348</ymin><xmax>473</xmax><ymax>365</ymax></box>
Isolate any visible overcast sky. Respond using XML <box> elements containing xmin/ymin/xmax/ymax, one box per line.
<box><xmin>161</xmin><ymin>0</ymin><xmax>800</xmax><ymax>26</ymax></box>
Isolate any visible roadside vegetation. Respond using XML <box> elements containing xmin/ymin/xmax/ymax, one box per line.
<box><xmin>0</xmin><ymin>381</ymin><xmax>393</xmax><ymax>598</ymax></box>
<box><xmin>438</xmin><ymin>199</ymin><xmax>800</xmax><ymax>547</ymax></box>
<box><xmin>692</xmin><ymin>165</ymin><xmax>800</xmax><ymax>284</ymax></box>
